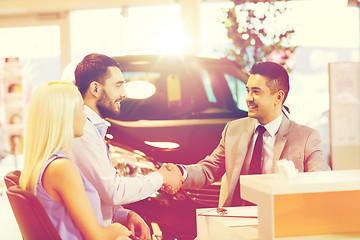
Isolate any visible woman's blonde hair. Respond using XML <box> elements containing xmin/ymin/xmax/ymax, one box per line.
<box><xmin>19</xmin><ymin>81</ymin><xmax>83</xmax><ymax>193</ymax></box>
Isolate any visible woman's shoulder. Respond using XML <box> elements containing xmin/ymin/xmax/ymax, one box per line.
<box><xmin>45</xmin><ymin>157</ymin><xmax>79</xmax><ymax>181</ymax></box>
<box><xmin>48</xmin><ymin>157</ymin><xmax>75</xmax><ymax>168</ymax></box>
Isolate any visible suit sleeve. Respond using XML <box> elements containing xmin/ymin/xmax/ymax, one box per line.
<box><xmin>182</xmin><ymin>123</ymin><xmax>228</xmax><ymax>189</ymax></box>
<box><xmin>304</xmin><ymin>129</ymin><xmax>331</xmax><ymax>171</ymax></box>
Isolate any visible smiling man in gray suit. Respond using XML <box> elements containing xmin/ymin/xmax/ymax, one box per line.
<box><xmin>165</xmin><ymin>61</ymin><xmax>331</xmax><ymax>206</ymax></box>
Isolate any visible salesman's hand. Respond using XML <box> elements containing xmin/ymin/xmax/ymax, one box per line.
<box><xmin>127</xmin><ymin>211</ymin><xmax>151</xmax><ymax>240</ymax></box>
<box><xmin>158</xmin><ymin>163</ymin><xmax>184</xmax><ymax>194</ymax></box>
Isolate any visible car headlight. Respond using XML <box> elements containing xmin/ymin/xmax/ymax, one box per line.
<box><xmin>108</xmin><ymin>144</ymin><xmax>158</xmax><ymax>177</ymax></box>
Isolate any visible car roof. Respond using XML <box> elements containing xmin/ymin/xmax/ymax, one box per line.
<box><xmin>112</xmin><ymin>54</ymin><xmax>249</xmax><ymax>80</ymax></box>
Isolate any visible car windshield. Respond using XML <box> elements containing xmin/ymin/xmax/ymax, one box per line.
<box><xmin>113</xmin><ymin>56</ymin><xmax>248</xmax><ymax>121</ymax></box>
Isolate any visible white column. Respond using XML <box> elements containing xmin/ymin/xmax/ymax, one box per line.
<box><xmin>58</xmin><ymin>11</ymin><xmax>71</xmax><ymax>71</ymax></box>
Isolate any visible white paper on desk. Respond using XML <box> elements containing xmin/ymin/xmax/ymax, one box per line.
<box><xmin>199</xmin><ymin>206</ymin><xmax>258</xmax><ymax>218</ymax></box>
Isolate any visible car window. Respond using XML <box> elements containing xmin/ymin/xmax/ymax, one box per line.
<box><xmin>120</xmin><ymin>70</ymin><xmax>232</xmax><ymax>121</ymax></box>
<box><xmin>198</xmin><ymin>61</ymin><xmax>248</xmax><ymax>115</ymax></box>
<box><xmin>123</xmin><ymin>72</ymin><xmax>160</xmax><ymax>84</ymax></box>
<box><xmin>120</xmin><ymin>69</ymin><xmax>206</xmax><ymax>120</ymax></box>
<box><xmin>201</xmin><ymin>69</ymin><xmax>217</xmax><ymax>103</ymax></box>
<box><xmin>225</xmin><ymin>74</ymin><xmax>248</xmax><ymax>112</ymax></box>
<box><xmin>114</xmin><ymin>57</ymin><xmax>248</xmax><ymax>121</ymax></box>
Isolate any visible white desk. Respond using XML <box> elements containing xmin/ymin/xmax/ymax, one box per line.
<box><xmin>196</xmin><ymin>170</ymin><xmax>360</xmax><ymax>240</ymax></box>
<box><xmin>196</xmin><ymin>207</ymin><xmax>360</xmax><ymax>240</ymax></box>
<box><xmin>240</xmin><ymin>170</ymin><xmax>360</xmax><ymax>239</ymax></box>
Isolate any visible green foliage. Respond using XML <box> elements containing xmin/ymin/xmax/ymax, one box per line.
<box><xmin>222</xmin><ymin>0</ymin><xmax>297</xmax><ymax>72</ymax></box>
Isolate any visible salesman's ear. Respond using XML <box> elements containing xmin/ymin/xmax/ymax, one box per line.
<box><xmin>89</xmin><ymin>81</ymin><xmax>102</xmax><ymax>98</ymax></box>
<box><xmin>276</xmin><ymin>90</ymin><xmax>285</xmax><ymax>104</ymax></box>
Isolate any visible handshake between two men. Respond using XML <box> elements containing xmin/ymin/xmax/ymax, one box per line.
<box><xmin>157</xmin><ymin>163</ymin><xmax>185</xmax><ymax>194</ymax></box>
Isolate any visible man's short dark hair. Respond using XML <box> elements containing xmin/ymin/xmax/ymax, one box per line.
<box><xmin>250</xmin><ymin>61</ymin><xmax>290</xmax><ymax>103</ymax></box>
<box><xmin>75</xmin><ymin>53</ymin><xmax>121</xmax><ymax>97</ymax></box>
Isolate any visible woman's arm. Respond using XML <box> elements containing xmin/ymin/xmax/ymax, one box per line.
<box><xmin>42</xmin><ymin>157</ymin><xmax>132</xmax><ymax>240</ymax></box>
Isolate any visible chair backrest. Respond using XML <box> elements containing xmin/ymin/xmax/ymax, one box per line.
<box><xmin>6</xmin><ymin>185</ymin><xmax>61</xmax><ymax>240</ymax></box>
<box><xmin>4</xmin><ymin>170</ymin><xmax>21</xmax><ymax>189</ymax></box>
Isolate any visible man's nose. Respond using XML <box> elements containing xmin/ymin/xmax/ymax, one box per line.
<box><xmin>246</xmin><ymin>93</ymin><xmax>253</xmax><ymax>103</ymax></box>
<box><xmin>121</xmin><ymin>85</ymin><xmax>127</xmax><ymax>99</ymax></box>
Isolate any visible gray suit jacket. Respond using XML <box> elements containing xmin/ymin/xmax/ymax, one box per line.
<box><xmin>182</xmin><ymin>116</ymin><xmax>331</xmax><ymax>206</ymax></box>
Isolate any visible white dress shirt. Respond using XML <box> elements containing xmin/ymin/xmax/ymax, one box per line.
<box><xmin>71</xmin><ymin>106</ymin><xmax>163</xmax><ymax>225</ymax></box>
<box><xmin>254</xmin><ymin>113</ymin><xmax>283</xmax><ymax>174</ymax></box>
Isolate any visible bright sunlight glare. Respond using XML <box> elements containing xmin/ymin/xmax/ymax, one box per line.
<box><xmin>70</xmin><ymin>5</ymin><xmax>184</xmax><ymax>57</ymax></box>
<box><xmin>156</xmin><ymin>26</ymin><xmax>186</xmax><ymax>54</ymax></box>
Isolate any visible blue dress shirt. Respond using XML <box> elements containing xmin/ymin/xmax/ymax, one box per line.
<box><xmin>71</xmin><ymin>106</ymin><xmax>163</xmax><ymax>225</ymax></box>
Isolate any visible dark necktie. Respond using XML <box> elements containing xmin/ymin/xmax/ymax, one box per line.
<box><xmin>230</xmin><ymin>125</ymin><xmax>266</xmax><ymax>206</ymax></box>
<box><xmin>248</xmin><ymin>125</ymin><xmax>266</xmax><ymax>174</ymax></box>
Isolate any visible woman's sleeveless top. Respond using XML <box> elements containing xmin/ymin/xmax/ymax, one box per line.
<box><xmin>36</xmin><ymin>150</ymin><xmax>104</xmax><ymax>239</ymax></box>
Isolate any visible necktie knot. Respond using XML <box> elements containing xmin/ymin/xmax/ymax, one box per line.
<box><xmin>257</xmin><ymin>125</ymin><xmax>266</xmax><ymax>135</ymax></box>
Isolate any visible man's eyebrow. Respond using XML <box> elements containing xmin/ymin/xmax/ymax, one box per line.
<box><xmin>246</xmin><ymin>86</ymin><xmax>262</xmax><ymax>91</ymax></box>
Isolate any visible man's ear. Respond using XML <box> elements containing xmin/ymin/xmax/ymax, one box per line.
<box><xmin>276</xmin><ymin>90</ymin><xmax>285</xmax><ymax>104</ymax></box>
<box><xmin>89</xmin><ymin>81</ymin><xmax>101</xmax><ymax>98</ymax></box>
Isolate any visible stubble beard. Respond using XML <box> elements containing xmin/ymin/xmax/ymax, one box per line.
<box><xmin>97</xmin><ymin>90</ymin><xmax>120</xmax><ymax>119</ymax></box>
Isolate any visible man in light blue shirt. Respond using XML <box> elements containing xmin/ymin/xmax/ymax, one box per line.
<box><xmin>71</xmin><ymin>53</ymin><xmax>183</xmax><ymax>240</ymax></box>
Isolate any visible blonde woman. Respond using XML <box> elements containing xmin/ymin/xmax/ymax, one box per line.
<box><xmin>19</xmin><ymin>81</ymin><xmax>132</xmax><ymax>240</ymax></box>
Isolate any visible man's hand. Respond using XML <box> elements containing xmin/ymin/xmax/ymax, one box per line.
<box><xmin>158</xmin><ymin>163</ymin><xmax>184</xmax><ymax>194</ymax></box>
<box><xmin>111</xmin><ymin>222</ymin><xmax>132</xmax><ymax>239</ymax></box>
<box><xmin>126</xmin><ymin>211</ymin><xmax>151</xmax><ymax>240</ymax></box>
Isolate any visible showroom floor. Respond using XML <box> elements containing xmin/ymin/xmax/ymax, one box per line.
<box><xmin>0</xmin><ymin>155</ymin><xmax>23</xmax><ymax>240</ymax></box>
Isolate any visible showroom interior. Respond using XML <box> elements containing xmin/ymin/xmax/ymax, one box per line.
<box><xmin>0</xmin><ymin>0</ymin><xmax>359</xmax><ymax>239</ymax></box>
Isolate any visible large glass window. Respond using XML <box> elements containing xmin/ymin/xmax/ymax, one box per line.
<box><xmin>0</xmin><ymin>26</ymin><xmax>61</xmax><ymax>89</ymax></box>
<box><xmin>70</xmin><ymin>5</ymin><xmax>182</xmax><ymax>59</ymax></box>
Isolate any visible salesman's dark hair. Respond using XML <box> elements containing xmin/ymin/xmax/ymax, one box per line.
<box><xmin>250</xmin><ymin>62</ymin><xmax>290</xmax><ymax>103</ymax></box>
<box><xmin>75</xmin><ymin>53</ymin><xmax>121</xmax><ymax>97</ymax></box>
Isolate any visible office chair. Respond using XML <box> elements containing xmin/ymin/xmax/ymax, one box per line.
<box><xmin>4</xmin><ymin>170</ymin><xmax>21</xmax><ymax>189</ymax></box>
<box><xmin>6</xmin><ymin>185</ymin><xmax>61</xmax><ymax>240</ymax></box>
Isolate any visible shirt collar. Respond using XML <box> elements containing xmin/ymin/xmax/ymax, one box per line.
<box><xmin>84</xmin><ymin>105</ymin><xmax>106</xmax><ymax>125</ymax></box>
<box><xmin>255</xmin><ymin>113</ymin><xmax>283</xmax><ymax>137</ymax></box>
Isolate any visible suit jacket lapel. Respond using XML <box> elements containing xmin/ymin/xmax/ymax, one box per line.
<box><xmin>236</xmin><ymin>123</ymin><xmax>254</xmax><ymax>163</ymax></box>
<box><xmin>223</xmin><ymin>119</ymin><xmax>256</xmax><ymax>206</ymax></box>
<box><xmin>272</xmin><ymin>116</ymin><xmax>290</xmax><ymax>172</ymax></box>
<box><xmin>237</xmin><ymin>118</ymin><xmax>256</xmax><ymax>168</ymax></box>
